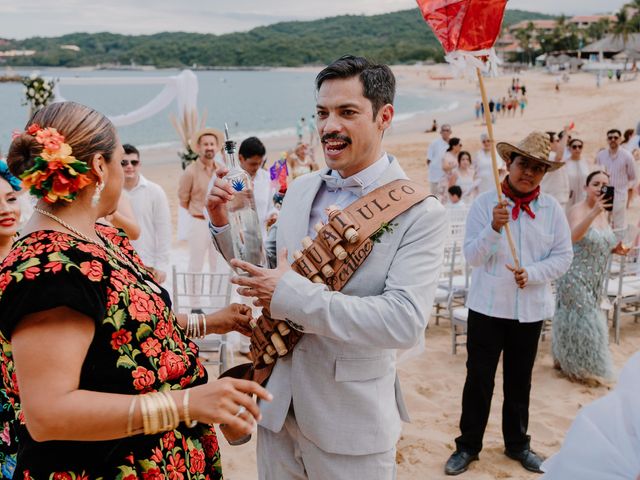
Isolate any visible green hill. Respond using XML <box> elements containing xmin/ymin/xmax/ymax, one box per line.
<box><xmin>1</xmin><ymin>9</ymin><xmax>554</xmax><ymax>68</ymax></box>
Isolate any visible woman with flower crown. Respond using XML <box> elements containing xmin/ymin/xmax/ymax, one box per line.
<box><xmin>0</xmin><ymin>161</ymin><xmax>22</xmax><ymax>479</ymax></box>
<box><xmin>0</xmin><ymin>101</ymin><xmax>272</xmax><ymax>479</ymax></box>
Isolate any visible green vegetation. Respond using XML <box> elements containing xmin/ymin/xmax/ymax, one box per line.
<box><xmin>1</xmin><ymin>9</ymin><xmax>553</xmax><ymax>68</ymax></box>
<box><xmin>513</xmin><ymin>1</ymin><xmax>640</xmax><ymax>60</ymax></box>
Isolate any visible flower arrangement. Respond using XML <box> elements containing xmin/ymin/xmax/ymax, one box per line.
<box><xmin>22</xmin><ymin>75</ymin><xmax>55</xmax><ymax>113</ymax></box>
<box><xmin>16</xmin><ymin>124</ymin><xmax>93</xmax><ymax>204</ymax></box>
<box><xmin>169</xmin><ymin>108</ymin><xmax>207</xmax><ymax>170</ymax></box>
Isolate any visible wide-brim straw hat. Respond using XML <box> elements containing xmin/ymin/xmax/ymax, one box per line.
<box><xmin>496</xmin><ymin>131</ymin><xmax>564</xmax><ymax>172</ymax></box>
<box><xmin>190</xmin><ymin>127</ymin><xmax>224</xmax><ymax>150</ymax></box>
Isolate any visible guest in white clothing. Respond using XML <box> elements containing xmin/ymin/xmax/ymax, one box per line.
<box><xmin>541</xmin><ymin>130</ymin><xmax>570</xmax><ymax>210</ymax></box>
<box><xmin>565</xmin><ymin>138</ymin><xmax>590</xmax><ymax>209</ymax></box>
<box><xmin>427</xmin><ymin>123</ymin><xmax>452</xmax><ymax>195</ymax></box>
<box><xmin>122</xmin><ymin>144</ymin><xmax>172</xmax><ymax>283</ymax></box>
<box><xmin>595</xmin><ymin>128</ymin><xmax>637</xmax><ymax>234</ymax></box>
<box><xmin>474</xmin><ymin>133</ymin><xmax>505</xmax><ymax>193</ymax></box>
<box><xmin>449</xmin><ymin>150</ymin><xmax>480</xmax><ymax>202</ymax></box>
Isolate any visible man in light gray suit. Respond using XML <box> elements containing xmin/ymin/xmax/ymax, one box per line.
<box><xmin>206</xmin><ymin>55</ymin><xmax>447</xmax><ymax>480</ymax></box>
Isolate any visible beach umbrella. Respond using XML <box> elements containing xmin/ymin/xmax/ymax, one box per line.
<box><xmin>416</xmin><ymin>0</ymin><xmax>519</xmax><ymax>267</ymax></box>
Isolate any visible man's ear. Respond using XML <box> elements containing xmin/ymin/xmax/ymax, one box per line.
<box><xmin>378</xmin><ymin>103</ymin><xmax>394</xmax><ymax>130</ymax></box>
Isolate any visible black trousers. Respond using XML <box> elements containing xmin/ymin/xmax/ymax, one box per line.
<box><xmin>455</xmin><ymin>309</ymin><xmax>543</xmax><ymax>455</ymax></box>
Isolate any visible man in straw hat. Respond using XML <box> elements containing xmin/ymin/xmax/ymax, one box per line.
<box><xmin>178</xmin><ymin>128</ymin><xmax>225</xmax><ymax>282</ymax></box>
<box><xmin>445</xmin><ymin>131</ymin><xmax>573</xmax><ymax>476</ymax></box>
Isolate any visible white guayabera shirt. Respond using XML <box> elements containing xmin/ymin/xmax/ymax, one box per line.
<box><xmin>464</xmin><ymin>190</ymin><xmax>573</xmax><ymax>322</ymax></box>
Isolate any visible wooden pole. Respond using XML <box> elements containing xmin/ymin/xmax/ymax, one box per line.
<box><xmin>476</xmin><ymin>67</ymin><xmax>520</xmax><ymax>269</ymax></box>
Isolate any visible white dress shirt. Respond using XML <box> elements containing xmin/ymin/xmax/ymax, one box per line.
<box><xmin>251</xmin><ymin>168</ymin><xmax>277</xmax><ymax>239</ymax></box>
<box><xmin>126</xmin><ymin>175</ymin><xmax>172</xmax><ymax>270</ymax></box>
<box><xmin>427</xmin><ymin>137</ymin><xmax>449</xmax><ymax>183</ymax></box>
<box><xmin>464</xmin><ymin>190</ymin><xmax>573</xmax><ymax>322</ymax></box>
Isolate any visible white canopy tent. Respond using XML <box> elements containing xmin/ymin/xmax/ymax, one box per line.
<box><xmin>51</xmin><ymin>69</ymin><xmax>199</xmax><ymax>128</ymax></box>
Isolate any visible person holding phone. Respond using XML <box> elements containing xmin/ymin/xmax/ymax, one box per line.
<box><xmin>552</xmin><ymin>171</ymin><xmax>629</xmax><ymax>386</ymax></box>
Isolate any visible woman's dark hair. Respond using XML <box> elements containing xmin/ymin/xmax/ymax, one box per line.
<box><xmin>447</xmin><ymin>137</ymin><xmax>461</xmax><ymax>151</ymax></box>
<box><xmin>568</xmin><ymin>138</ymin><xmax>583</xmax><ymax>147</ymax></box>
<box><xmin>239</xmin><ymin>136</ymin><xmax>266</xmax><ymax>159</ymax></box>
<box><xmin>7</xmin><ymin>101</ymin><xmax>117</xmax><ymax>179</ymax></box>
<box><xmin>458</xmin><ymin>150</ymin><xmax>472</xmax><ymax>165</ymax></box>
<box><xmin>586</xmin><ymin>170</ymin><xmax>609</xmax><ymax>186</ymax></box>
<box><xmin>315</xmin><ymin>55</ymin><xmax>395</xmax><ymax>119</ymax></box>
<box><xmin>623</xmin><ymin>128</ymin><xmax>634</xmax><ymax>143</ymax></box>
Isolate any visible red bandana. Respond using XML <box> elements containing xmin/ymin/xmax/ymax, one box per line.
<box><xmin>501</xmin><ymin>177</ymin><xmax>540</xmax><ymax>220</ymax></box>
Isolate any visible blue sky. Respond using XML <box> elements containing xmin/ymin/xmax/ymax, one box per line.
<box><xmin>1</xmin><ymin>0</ymin><xmax>628</xmax><ymax>40</ymax></box>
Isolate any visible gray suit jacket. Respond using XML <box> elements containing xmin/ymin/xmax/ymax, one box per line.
<box><xmin>212</xmin><ymin>158</ymin><xmax>447</xmax><ymax>455</ymax></box>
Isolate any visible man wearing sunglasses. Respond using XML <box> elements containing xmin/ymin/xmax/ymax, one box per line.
<box><xmin>595</xmin><ymin>129</ymin><xmax>636</xmax><ymax>235</ymax></box>
<box><xmin>122</xmin><ymin>144</ymin><xmax>172</xmax><ymax>283</ymax></box>
<box><xmin>566</xmin><ymin>139</ymin><xmax>589</xmax><ymax>209</ymax></box>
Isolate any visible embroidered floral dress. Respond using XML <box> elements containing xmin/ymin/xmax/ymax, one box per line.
<box><xmin>0</xmin><ymin>225</ymin><xmax>223</xmax><ymax>479</ymax></box>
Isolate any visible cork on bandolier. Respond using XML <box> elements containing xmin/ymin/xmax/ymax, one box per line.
<box><xmin>276</xmin><ymin>322</ymin><xmax>290</xmax><ymax>336</ymax></box>
<box><xmin>327</xmin><ymin>205</ymin><xmax>359</xmax><ymax>244</ymax></box>
<box><xmin>251</xmin><ymin>326</ymin><xmax>275</xmax><ymax>364</ymax></box>
<box><xmin>314</xmin><ymin>222</ymin><xmax>348</xmax><ymax>260</ymax></box>
<box><xmin>302</xmin><ymin>236</ymin><xmax>335</xmax><ymax>278</ymax></box>
<box><xmin>293</xmin><ymin>250</ymin><xmax>323</xmax><ymax>283</ymax></box>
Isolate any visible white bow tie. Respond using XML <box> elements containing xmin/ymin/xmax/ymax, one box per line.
<box><xmin>320</xmin><ymin>173</ymin><xmax>364</xmax><ymax>196</ymax></box>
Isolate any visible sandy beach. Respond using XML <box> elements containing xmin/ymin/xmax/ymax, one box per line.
<box><xmin>139</xmin><ymin>66</ymin><xmax>640</xmax><ymax>479</ymax></box>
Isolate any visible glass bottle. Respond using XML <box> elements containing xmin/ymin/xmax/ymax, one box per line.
<box><xmin>222</xmin><ymin>125</ymin><xmax>267</xmax><ymax>270</ymax></box>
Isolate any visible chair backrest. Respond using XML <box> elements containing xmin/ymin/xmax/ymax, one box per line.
<box><xmin>171</xmin><ymin>266</ymin><xmax>233</xmax><ymax>314</ymax></box>
<box><xmin>447</xmin><ymin>207</ymin><xmax>470</xmax><ymax>245</ymax></box>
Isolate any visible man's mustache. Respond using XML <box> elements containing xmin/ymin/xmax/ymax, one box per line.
<box><xmin>321</xmin><ymin>133</ymin><xmax>352</xmax><ymax>145</ymax></box>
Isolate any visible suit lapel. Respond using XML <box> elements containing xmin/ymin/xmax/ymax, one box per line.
<box><xmin>289</xmin><ymin>171</ymin><xmax>326</xmax><ymax>244</ymax></box>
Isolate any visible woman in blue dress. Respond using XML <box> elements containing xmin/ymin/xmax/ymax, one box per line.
<box><xmin>552</xmin><ymin>171</ymin><xmax>629</xmax><ymax>385</ymax></box>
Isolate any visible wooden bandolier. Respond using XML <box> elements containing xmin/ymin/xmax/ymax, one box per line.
<box><xmin>223</xmin><ymin>179</ymin><xmax>432</xmax><ymax>384</ymax></box>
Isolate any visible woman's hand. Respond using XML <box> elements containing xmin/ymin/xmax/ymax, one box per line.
<box><xmin>612</xmin><ymin>241</ymin><xmax>631</xmax><ymax>256</ymax></box>
<box><xmin>190</xmin><ymin>378</ymin><xmax>272</xmax><ymax>435</ymax></box>
<box><xmin>591</xmin><ymin>191</ymin><xmax>612</xmax><ymax>217</ymax></box>
<box><xmin>207</xmin><ymin>303</ymin><xmax>253</xmax><ymax>336</ymax></box>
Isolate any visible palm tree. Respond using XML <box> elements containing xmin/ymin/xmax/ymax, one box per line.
<box><xmin>515</xmin><ymin>23</ymin><xmax>535</xmax><ymax>64</ymax></box>
<box><xmin>613</xmin><ymin>6</ymin><xmax>634</xmax><ymax>46</ymax></box>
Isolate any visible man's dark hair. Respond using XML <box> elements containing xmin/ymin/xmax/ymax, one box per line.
<box><xmin>123</xmin><ymin>144</ymin><xmax>139</xmax><ymax>157</ymax></box>
<box><xmin>448</xmin><ymin>185</ymin><xmax>462</xmax><ymax>197</ymax></box>
<box><xmin>607</xmin><ymin>128</ymin><xmax>622</xmax><ymax>137</ymax></box>
<box><xmin>315</xmin><ymin>55</ymin><xmax>395</xmax><ymax>119</ymax></box>
<box><xmin>239</xmin><ymin>137</ymin><xmax>266</xmax><ymax>159</ymax></box>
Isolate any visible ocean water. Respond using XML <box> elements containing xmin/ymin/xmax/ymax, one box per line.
<box><xmin>0</xmin><ymin>68</ymin><xmax>459</xmax><ymax>159</ymax></box>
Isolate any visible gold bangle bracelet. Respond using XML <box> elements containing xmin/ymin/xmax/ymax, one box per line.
<box><xmin>155</xmin><ymin>392</ymin><xmax>170</xmax><ymax>432</ymax></box>
<box><xmin>126</xmin><ymin>396</ymin><xmax>138</xmax><ymax>436</ymax></box>
<box><xmin>183</xmin><ymin>389</ymin><xmax>198</xmax><ymax>428</ymax></box>
<box><xmin>163</xmin><ymin>392</ymin><xmax>180</xmax><ymax>430</ymax></box>
<box><xmin>140</xmin><ymin>394</ymin><xmax>150</xmax><ymax>435</ymax></box>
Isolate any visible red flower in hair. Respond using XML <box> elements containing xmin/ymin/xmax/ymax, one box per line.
<box><xmin>26</xmin><ymin>124</ymin><xmax>41</xmax><ymax>135</ymax></box>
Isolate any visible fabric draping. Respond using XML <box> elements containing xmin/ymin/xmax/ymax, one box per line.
<box><xmin>50</xmin><ymin>70</ymin><xmax>199</xmax><ymax>127</ymax></box>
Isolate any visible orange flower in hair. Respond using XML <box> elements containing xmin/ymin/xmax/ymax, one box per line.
<box><xmin>18</xmin><ymin>125</ymin><xmax>93</xmax><ymax>204</ymax></box>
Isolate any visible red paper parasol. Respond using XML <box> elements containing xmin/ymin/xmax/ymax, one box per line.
<box><xmin>416</xmin><ymin>0</ymin><xmax>507</xmax><ymax>54</ymax></box>
<box><xmin>416</xmin><ymin>0</ymin><xmax>520</xmax><ymax>267</ymax></box>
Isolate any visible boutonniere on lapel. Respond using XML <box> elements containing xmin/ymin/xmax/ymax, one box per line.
<box><xmin>370</xmin><ymin>221</ymin><xmax>398</xmax><ymax>243</ymax></box>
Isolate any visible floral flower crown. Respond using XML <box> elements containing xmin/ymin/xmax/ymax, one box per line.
<box><xmin>0</xmin><ymin>161</ymin><xmax>21</xmax><ymax>191</ymax></box>
<box><xmin>13</xmin><ymin>124</ymin><xmax>93</xmax><ymax>204</ymax></box>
